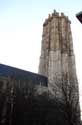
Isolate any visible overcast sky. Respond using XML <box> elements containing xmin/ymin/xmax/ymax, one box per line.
<box><xmin>0</xmin><ymin>0</ymin><xmax>82</xmax><ymax>114</ymax></box>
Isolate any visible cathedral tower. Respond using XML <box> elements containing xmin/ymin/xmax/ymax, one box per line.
<box><xmin>39</xmin><ymin>10</ymin><xmax>80</xmax><ymax>124</ymax></box>
<box><xmin>39</xmin><ymin>10</ymin><xmax>79</xmax><ymax>101</ymax></box>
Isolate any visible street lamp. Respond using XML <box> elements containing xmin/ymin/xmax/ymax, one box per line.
<box><xmin>76</xmin><ymin>11</ymin><xmax>82</xmax><ymax>23</ymax></box>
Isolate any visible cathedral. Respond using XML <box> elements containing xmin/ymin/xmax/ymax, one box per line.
<box><xmin>0</xmin><ymin>10</ymin><xmax>81</xmax><ymax>124</ymax></box>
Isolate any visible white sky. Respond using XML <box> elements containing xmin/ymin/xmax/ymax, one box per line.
<box><xmin>0</xmin><ymin>0</ymin><xmax>82</xmax><ymax>116</ymax></box>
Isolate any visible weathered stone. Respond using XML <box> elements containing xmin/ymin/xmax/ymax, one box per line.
<box><xmin>39</xmin><ymin>11</ymin><xmax>77</xmax><ymax>94</ymax></box>
<box><xmin>39</xmin><ymin>11</ymin><xmax>81</xmax><ymax>124</ymax></box>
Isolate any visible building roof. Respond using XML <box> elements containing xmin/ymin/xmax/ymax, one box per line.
<box><xmin>76</xmin><ymin>11</ymin><xmax>82</xmax><ymax>23</ymax></box>
<box><xmin>0</xmin><ymin>64</ymin><xmax>48</xmax><ymax>86</ymax></box>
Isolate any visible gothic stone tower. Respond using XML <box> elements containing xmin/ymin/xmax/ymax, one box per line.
<box><xmin>39</xmin><ymin>10</ymin><xmax>80</xmax><ymax>123</ymax></box>
<box><xmin>39</xmin><ymin>9</ymin><xmax>80</xmax><ymax>104</ymax></box>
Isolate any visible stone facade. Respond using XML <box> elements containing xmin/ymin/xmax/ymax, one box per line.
<box><xmin>39</xmin><ymin>10</ymin><xmax>81</xmax><ymax>123</ymax></box>
<box><xmin>39</xmin><ymin>10</ymin><xmax>78</xmax><ymax>96</ymax></box>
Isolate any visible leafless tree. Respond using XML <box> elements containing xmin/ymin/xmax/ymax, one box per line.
<box><xmin>51</xmin><ymin>73</ymin><xmax>81</xmax><ymax>125</ymax></box>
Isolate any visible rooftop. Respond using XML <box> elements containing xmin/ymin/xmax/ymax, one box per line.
<box><xmin>76</xmin><ymin>11</ymin><xmax>82</xmax><ymax>23</ymax></box>
<box><xmin>0</xmin><ymin>64</ymin><xmax>48</xmax><ymax>86</ymax></box>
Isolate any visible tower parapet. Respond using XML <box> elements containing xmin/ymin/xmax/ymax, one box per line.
<box><xmin>43</xmin><ymin>10</ymin><xmax>71</xmax><ymax>27</ymax></box>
